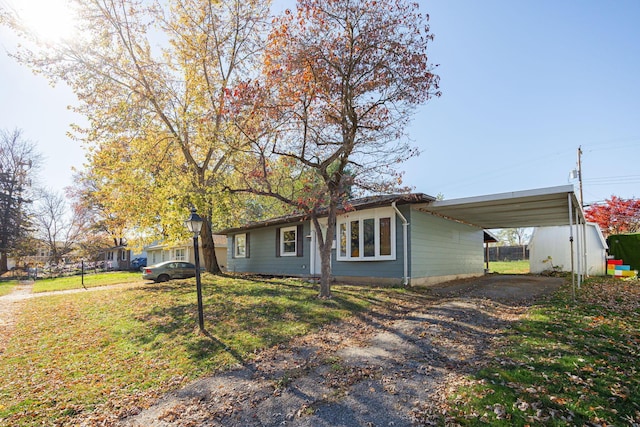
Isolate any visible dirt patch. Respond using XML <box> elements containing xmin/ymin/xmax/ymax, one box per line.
<box><xmin>0</xmin><ymin>281</ymin><xmax>34</xmax><ymax>354</ymax></box>
<box><xmin>100</xmin><ymin>274</ymin><xmax>563</xmax><ymax>427</ymax></box>
<box><xmin>428</xmin><ymin>274</ymin><xmax>564</xmax><ymax>304</ymax></box>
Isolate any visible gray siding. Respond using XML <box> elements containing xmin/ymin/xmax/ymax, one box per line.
<box><xmin>226</xmin><ymin>204</ymin><xmax>484</xmax><ymax>284</ymax></box>
<box><xmin>227</xmin><ymin>222</ymin><xmax>311</xmax><ymax>276</ymax></box>
<box><xmin>409</xmin><ymin>208</ymin><xmax>484</xmax><ymax>278</ymax></box>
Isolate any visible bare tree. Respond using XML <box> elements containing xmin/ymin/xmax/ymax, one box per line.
<box><xmin>31</xmin><ymin>189</ymin><xmax>85</xmax><ymax>266</ymax></box>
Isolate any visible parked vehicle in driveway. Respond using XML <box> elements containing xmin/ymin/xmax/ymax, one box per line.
<box><xmin>142</xmin><ymin>261</ymin><xmax>200</xmax><ymax>282</ymax></box>
<box><xmin>131</xmin><ymin>257</ymin><xmax>147</xmax><ymax>271</ymax></box>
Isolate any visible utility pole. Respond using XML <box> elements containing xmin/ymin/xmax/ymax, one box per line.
<box><xmin>577</xmin><ymin>146</ymin><xmax>584</xmax><ymax>207</ymax></box>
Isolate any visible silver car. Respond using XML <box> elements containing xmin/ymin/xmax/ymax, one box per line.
<box><xmin>142</xmin><ymin>261</ymin><xmax>199</xmax><ymax>282</ymax></box>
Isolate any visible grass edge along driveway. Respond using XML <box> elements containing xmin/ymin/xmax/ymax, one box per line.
<box><xmin>440</xmin><ymin>276</ymin><xmax>640</xmax><ymax>426</ymax></box>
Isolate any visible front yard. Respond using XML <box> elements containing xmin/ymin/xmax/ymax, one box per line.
<box><xmin>0</xmin><ymin>273</ymin><xmax>638</xmax><ymax>426</ymax></box>
<box><xmin>0</xmin><ymin>275</ymin><xmax>413</xmax><ymax>426</ymax></box>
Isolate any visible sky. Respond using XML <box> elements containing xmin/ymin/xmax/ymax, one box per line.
<box><xmin>0</xmin><ymin>0</ymin><xmax>639</xmax><ymax>207</ymax></box>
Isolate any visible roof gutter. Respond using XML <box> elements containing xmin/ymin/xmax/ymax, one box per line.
<box><xmin>392</xmin><ymin>201</ymin><xmax>409</xmax><ymax>286</ymax></box>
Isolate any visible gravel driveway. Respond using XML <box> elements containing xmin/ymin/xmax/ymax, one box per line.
<box><xmin>109</xmin><ymin>274</ymin><xmax>563</xmax><ymax>427</ymax></box>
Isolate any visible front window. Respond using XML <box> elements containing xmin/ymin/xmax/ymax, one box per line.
<box><xmin>337</xmin><ymin>207</ymin><xmax>395</xmax><ymax>261</ymax></box>
<box><xmin>280</xmin><ymin>226</ymin><xmax>297</xmax><ymax>256</ymax></box>
<box><xmin>235</xmin><ymin>234</ymin><xmax>246</xmax><ymax>258</ymax></box>
<box><xmin>174</xmin><ymin>248</ymin><xmax>185</xmax><ymax>261</ymax></box>
<box><xmin>339</xmin><ymin>223</ymin><xmax>347</xmax><ymax>257</ymax></box>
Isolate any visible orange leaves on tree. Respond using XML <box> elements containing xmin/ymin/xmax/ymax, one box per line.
<box><xmin>585</xmin><ymin>195</ymin><xmax>640</xmax><ymax>236</ymax></box>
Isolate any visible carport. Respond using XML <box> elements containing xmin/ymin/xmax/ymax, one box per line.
<box><xmin>418</xmin><ymin>185</ymin><xmax>587</xmax><ymax>295</ymax></box>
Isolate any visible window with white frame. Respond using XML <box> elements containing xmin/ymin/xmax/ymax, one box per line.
<box><xmin>336</xmin><ymin>207</ymin><xmax>395</xmax><ymax>261</ymax></box>
<box><xmin>121</xmin><ymin>251</ymin><xmax>127</xmax><ymax>261</ymax></box>
<box><xmin>280</xmin><ymin>226</ymin><xmax>297</xmax><ymax>256</ymax></box>
<box><xmin>174</xmin><ymin>248</ymin><xmax>186</xmax><ymax>261</ymax></box>
<box><xmin>234</xmin><ymin>233</ymin><xmax>247</xmax><ymax>258</ymax></box>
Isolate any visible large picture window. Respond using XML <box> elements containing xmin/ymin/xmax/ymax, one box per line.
<box><xmin>337</xmin><ymin>208</ymin><xmax>396</xmax><ymax>261</ymax></box>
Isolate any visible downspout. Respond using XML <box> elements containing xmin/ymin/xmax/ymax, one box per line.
<box><xmin>392</xmin><ymin>202</ymin><xmax>409</xmax><ymax>286</ymax></box>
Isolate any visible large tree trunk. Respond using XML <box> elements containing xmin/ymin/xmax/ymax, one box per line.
<box><xmin>319</xmin><ymin>239</ymin><xmax>332</xmax><ymax>298</ymax></box>
<box><xmin>201</xmin><ymin>218</ymin><xmax>221</xmax><ymax>274</ymax></box>
<box><xmin>317</xmin><ymin>210</ymin><xmax>337</xmax><ymax>298</ymax></box>
<box><xmin>0</xmin><ymin>252</ymin><xmax>8</xmax><ymax>273</ymax></box>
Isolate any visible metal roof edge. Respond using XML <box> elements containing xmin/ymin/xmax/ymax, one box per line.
<box><xmin>428</xmin><ymin>185</ymin><xmax>577</xmax><ymax>208</ymax></box>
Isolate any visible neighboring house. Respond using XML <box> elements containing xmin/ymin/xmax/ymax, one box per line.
<box><xmin>145</xmin><ymin>235</ymin><xmax>228</xmax><ymax>271</ymax></box>
<box><xmin>102</xmin><ymin>245</ymin><xmax>132</xmax><ymax>270</ymax></box>
<box><xmin>220</xmin><ymin>194</ymin><xmax>487</xmax><ymax>286</ymax></box>
<box><xmin>7</xmin><ymin>246</ymin><xmax>50</xmax><ymax>270</ymax></box>
<box><xmin>529</xmin><ymin>223</ymin><xmax>608</xmax><ymax>276</ymax></box>
<box><xmin>8</xmin><ymin>242</ymin><xmax>81</xmax><ymax>270</ymax></box>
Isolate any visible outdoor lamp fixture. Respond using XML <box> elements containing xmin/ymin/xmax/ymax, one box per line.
<box><xmin>185</xmin><ymin>207</ymin><xmax>205</xmax><ymax>332</ymax></box>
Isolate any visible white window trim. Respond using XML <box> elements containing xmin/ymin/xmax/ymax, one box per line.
<box><xmin>280</xmin><ymin>226</ymin><xmax>297</xmax><ymax>257</ymax></box>
<box><xmin>174</xmin><ymin>248</ymin><xmax>186</xmax><ymax>261</ymax></box>
<box><xmin>336</xmin><ymin>207</ymin><xmax>396</xmax><ymax>261</ymax></box>
<box><xmin>235</xmin><ymin>233</ymin><xmax>247</xmax><ymax>258</ymax></box>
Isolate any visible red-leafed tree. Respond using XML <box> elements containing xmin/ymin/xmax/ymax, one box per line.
<box><xmin>234</xmin><ymin>0</ymin><xmax>440</xmax><ymax>297</ymax></box>
<box><xmin>585</xmin><ymin>196</ymin><xmax>640</xmax><ymax>237</ymax></box>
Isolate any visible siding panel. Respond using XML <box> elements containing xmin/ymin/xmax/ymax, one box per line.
<box><xmin>409</xmin><ymin>209</ymin><xmax>484</xmax><ymax>278</ymax></box>
<box><xmin>228</xmin><ymin>223</ymin><xmax>311</xmax><ymax>276</ymax></box>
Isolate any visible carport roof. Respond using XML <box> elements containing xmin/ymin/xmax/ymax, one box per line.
<box><xmin>418</xmin><ymin>185</ymin><xmax>585</xmax><ymax>229</ymax></box>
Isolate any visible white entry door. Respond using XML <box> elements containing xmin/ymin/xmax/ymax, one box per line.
<box><xmin>310</xmin><ymin>218</ymin><xmax>329</xmax><ymax>276</ymax></box>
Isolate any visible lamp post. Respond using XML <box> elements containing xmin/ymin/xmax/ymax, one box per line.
<box><xmin>185</xmin><ymin>207</ymin><xmax>205</xmax><ymax>332</ymax></box>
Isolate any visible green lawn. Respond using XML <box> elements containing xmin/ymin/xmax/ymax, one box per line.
<box><xmin>0</xmin><ymin>275</ymin><xmax>419</xmax><ymax>426</ymax></box>
<box><xmin>0</xmin><ymin>280</ymin><xmax>17</xmax><ymax>297</ymax></box>
<box><xmin>32</xmin><ymin>271</ymin><xmax>144</xmax><ymax>293</ymax></box>
<box><xmin>445</xmin><ymin>276</ymin><xmax>640</xmax><ymax>426</ymax></box>
<box><xmin>487</xmin><ymin>260</ymin><xmax>530</xmax><ymax>274</ymax></box>
<box><xmin>2</xmin><ymin>273</ymin><xmax>638</xmax><ymax>426</ymax></box>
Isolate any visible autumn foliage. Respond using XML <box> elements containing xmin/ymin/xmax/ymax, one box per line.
<box><xmin>234</xmin><ymin>0</ymin><xmax>440</xmax><ymax>296</ymax></box>
<box><xmin>584</xmin><ymin>195</ymin><xmax>640</xmax><ymax>236</ymax></box>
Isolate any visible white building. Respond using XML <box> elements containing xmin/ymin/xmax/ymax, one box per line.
<box><xmin>529</xmin><ymin>223</ymin><xmax>608</xmax><ymax>276</ymax></box>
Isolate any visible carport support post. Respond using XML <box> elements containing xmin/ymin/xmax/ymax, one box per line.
<box><xmin>568</xmin><ymin>194</ymin><xmax>576</xmax><ymax>301</ymax></box>
<box><xmin>577</xmin><ymin>208</ymin><xmax>583</xmax><ymax>290</ymax></box>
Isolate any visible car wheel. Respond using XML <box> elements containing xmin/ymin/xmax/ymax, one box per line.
<box><xmin>157</xmin><ymin>274</ymin><xmax>170</xmax><ymax>282</ymax></box>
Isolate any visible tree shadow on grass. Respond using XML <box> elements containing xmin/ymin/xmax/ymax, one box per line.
<box><xmin>130</xmin><ymin>290</ymin><xmax>250</xmax><ymax>369</ymax></box>
<box><xmin>132</xmin><ymin>275</ymin><xmax>441</xmax><ymax>374</ymax></box>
